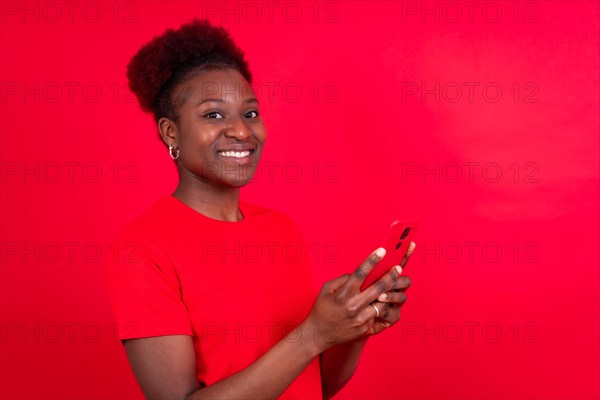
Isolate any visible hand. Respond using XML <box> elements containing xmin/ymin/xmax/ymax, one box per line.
<box><xmin>301</xmin><ymin>244</ymin><xmax>414</xmax><ymax>353</ymax></box>
<box><xmin>365</xmin><ymin>241</ymin><xmax>416</xmax><ymax>335</ymax></box>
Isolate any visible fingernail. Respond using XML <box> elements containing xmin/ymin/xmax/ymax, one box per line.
<box><xmin>407</xmin><ymin>242</ymin><xmax>416</xmax><ymax>255</ymax></box>
<box><xmin>375</xmin><ymin>247</ymin><xmax>386</xmax><ymax>258</ymax></box>
<box><xmin>378</xmin><ymin>293</ymin><xmax>388</xmax><ymax>301</ymax></box>
<box><xmin>395</xmin><ymin>265</ymin><xmax>403</xmax><ymax>275</ymax></box>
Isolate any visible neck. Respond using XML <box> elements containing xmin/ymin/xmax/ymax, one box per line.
<box><xmin>173</xmin><ymin>178</ymin><xmax>243</xmax><ymax>222</ymax></box>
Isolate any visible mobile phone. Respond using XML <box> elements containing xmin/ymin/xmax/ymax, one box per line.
<box><xmin>359</xmin><ymin>220</ymin><xmax>419</xmax><ymax>292</ymax></box>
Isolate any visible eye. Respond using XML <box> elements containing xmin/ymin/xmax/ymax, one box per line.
<box><xmin>245</xmin><ymin>110</ymin><xmax>259</xmax><ymax>118</ymax></box>
<box><xmin>203</xmin><ymin>111</ymin><xmax>224</xmax><ymax>119</ymax></box>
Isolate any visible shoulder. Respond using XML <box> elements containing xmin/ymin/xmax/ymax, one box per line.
<box><xmin>107</xmin><ymin>197</ymin><xmax>179</xmax><ymax>280</ymax></box>
<box><xmin>113</xmin><ymin>195</ymin><xmax>175</xmax><ymax>244</ymax></box>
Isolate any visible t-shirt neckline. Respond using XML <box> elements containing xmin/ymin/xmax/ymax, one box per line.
<box><xmin>167</xmin><ymin>194</ymin><xmax>247</xmax><ymax>224</ymax></box>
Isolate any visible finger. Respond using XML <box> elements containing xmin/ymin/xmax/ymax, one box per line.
<box><xmin>377</xmin><ymin>320</ymin><xmax>394</xmax><ymax>329</ymax></box>
<box><xmin>351</xmin><ymin>265</ymin><xmax>401</xmax><ymax>309</ymax></box>
<box><xmin>390</xmin><ymin>275</ymin><xmax>411</xmax><ymax>291</ymax></box>
<box><xmin>376</xmin><ymin>290</ymin><xmax>407</xmax><ymax>304</ymax></box>
<box><xmin>369</xmin><ymin>302</ymin><xmax>395</xmax><ymax>320</ymax></box>
<box><xmin>321</xmin><ymin>273</ymin><xmax>351</xmax><ymax>295</ymax></box>
<box><xmin>364</xmin><ymin>302</ymin><xmax>387</xmax><ymax>320</ymax></box>
<box><xmin>351</xmin><ymin>304</ymin><xmax>379</xmax><ymax>336</ymax></box>
<box><xmin>377</xmin><ymin>302</ymin><xmax>400</xmax><ymax>323</ymax></box>
<box><xmin>337</xmin><ymin>247</ymin><xmax>386</xmax><ymax>298</ymax></box>
<box><xmin>399</xmin><ymin>241</ymin><xmax>416</xmax><ymax>268</ymax></box>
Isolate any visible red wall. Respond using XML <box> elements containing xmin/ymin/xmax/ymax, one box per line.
<box><xmin>1</xmin><ymin>1</ymin><xmax>598</xmax><ymax>399</ymax></box>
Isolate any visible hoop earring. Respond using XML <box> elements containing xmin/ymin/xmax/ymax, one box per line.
<box><xmin>169</xmin><ymin>144</ymin><xmax>180</xmax><ymax>160</ymax></box>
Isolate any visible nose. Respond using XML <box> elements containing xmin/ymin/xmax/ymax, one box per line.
<box><xmin>224</xmin><ymin>116</ymin><xmax>252</xmax><ymax>141</ymax></box>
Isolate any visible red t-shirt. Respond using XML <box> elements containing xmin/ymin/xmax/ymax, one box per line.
<box><xmin>106</xmin><ymin>195</ymin><xmax>322</xmax><ymax>399</ymax></box>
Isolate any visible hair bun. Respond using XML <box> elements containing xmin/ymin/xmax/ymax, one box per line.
<box><xmin>126</xmin><ymin>18</ymin><xmax>252</xmax><ymax>116</ymax></box>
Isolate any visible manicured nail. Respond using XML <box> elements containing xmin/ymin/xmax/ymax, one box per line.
<box><xmin>407</xmin><ymin>241</ymin><xmax>416</xmax><ymax>255</ymax></box>
<box><xmin>378</xmin><ymin>293</ymin><xmax>388</xmax><ymax>301</ymax></box>
<box><xmin>375</xmin><ymin>247</ymin><xmax>386</xmax><ymax>258</ymax></box>
<box><xmin>395</xmin><ymin>265</ymin><xmax>403</xmax><ymax>275</ymax></box>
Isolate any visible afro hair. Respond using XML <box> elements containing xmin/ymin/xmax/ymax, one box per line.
<box><xmin>126</xmin><ymin>18</ymin><xmax>252</xmax><ymax>122</ymax></box>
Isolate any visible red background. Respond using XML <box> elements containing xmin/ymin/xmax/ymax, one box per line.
<box><xmin>1</xmin><ymin>1</ymin><xmax>599</xmax><ymax>399</ymax></box>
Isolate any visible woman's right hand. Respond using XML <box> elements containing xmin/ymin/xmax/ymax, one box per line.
<box><xmin>300</xmin><ymin>247</ymin><xmax>406</xmax><ymax>353</ymax></box>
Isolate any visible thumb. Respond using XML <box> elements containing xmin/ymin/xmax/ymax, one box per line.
<box><xmin>400</xmin><ymin>241</ymin><xmax>417</xmax><ymax>267</ymax></box>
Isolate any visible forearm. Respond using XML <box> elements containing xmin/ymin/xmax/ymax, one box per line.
<box><xmin>320</xmin><ymin>337</ymin><xmax>368</xmax><ymax>399</ymax></box>
<box><xmin>186</xmin><ymin>321</ymin><xmax>322</xmax><ymax>400</ymax></box>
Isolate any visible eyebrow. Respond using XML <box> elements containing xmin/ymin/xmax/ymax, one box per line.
<box><xmin>195</xmin><ymin>98</ymin><xmax>259</xmax><ymax>107</ymax></box>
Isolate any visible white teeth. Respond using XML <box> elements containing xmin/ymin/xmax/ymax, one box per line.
<box><xmin>218</xmin><ymin>150</ymin><xmax>251</xmax><ymax>158</ymax></box>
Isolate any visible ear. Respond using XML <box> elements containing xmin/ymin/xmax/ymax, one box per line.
<box><xmin>158</xmin><ymin>117</ymin><xmax>177</xmax><ymax>147</ymax></box>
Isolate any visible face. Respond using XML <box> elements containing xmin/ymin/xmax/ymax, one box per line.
<box><xmin>160</xmin><ymin>68</ymin><xmax>266</xmax><ymax>188</ymax></box>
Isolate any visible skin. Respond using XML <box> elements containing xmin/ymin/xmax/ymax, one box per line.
<box><xmin>159</xmin><ymin>68</ymin><xmax>265</xmax><ymax>222</ymax></box>
<box><xmin>123</xmin><ymin>67</ymin><xmax>415</xmax><ymax>399</ymax></box>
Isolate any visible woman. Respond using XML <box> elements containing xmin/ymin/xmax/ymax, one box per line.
<box><xmin>106</xmin><ymin>18</ymin><xmax>414</xmax><ymax>400</ymax></box>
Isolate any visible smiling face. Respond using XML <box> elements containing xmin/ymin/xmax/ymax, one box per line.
<box><xmin>159</xmin><ymin>68</ymin><xmax>265</xmax><ymax>188</ymax></box>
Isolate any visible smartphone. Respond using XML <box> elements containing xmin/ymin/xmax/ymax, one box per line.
<box><xmin>359</xmin><ymin>220</ymin><xmax>419</xmax><ymax>292</ymax></box>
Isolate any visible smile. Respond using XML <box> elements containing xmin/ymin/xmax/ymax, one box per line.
<box><xmin>217</xmin><ymin>150</ymin><xmax>253</xmax><ymax>158</ymax></box>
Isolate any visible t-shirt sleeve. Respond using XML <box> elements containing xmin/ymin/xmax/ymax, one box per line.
<box><xmin>106</xmin><ymin>230</ymin><xmax>192</xmax><ymax>341</ymax></box>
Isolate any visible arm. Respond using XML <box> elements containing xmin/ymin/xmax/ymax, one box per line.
<box><xmin>124</xmin><ymin>319</ymin><xmax>322</xmax><ymax>400</ymax></box>
<box><xmin>319</xmin><ymin>337</ymin><xmax>368</xmax><ymax>400</ymax></box>
<box><xmin>318</xmin><ymin>242</ymin><xmax>417</xmax><ymax>399</ymax></box>
<box><xmin>122</xmin><ymin>247</ymin><xmax>412</xmax><ymax>400</ymax></box>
